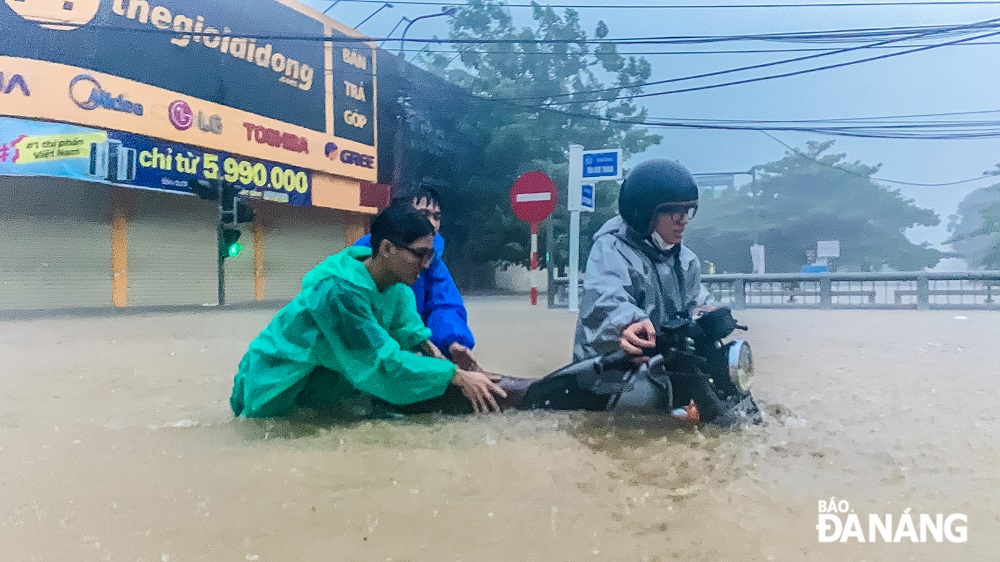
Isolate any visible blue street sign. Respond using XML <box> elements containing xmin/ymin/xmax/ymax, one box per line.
<box><xmin>582</xmin><ymin>149</ymin><xmax>621</xmax><ymax>180</ymax></box>
<box><xmin>580</xmin><ymin>183</ymin><xmax>594</xmax><ymax>211</ymax></box>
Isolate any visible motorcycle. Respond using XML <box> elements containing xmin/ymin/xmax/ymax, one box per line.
<box><xmin>397</xmin><ymin>307</ymin><xmax>761</xmax><ymax>427</ymax></box>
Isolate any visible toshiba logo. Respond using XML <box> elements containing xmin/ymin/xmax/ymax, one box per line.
<box><xmin>242</xmin><ymin>122</ymin><xmax>308</xmax><ymax>154</ymax></box>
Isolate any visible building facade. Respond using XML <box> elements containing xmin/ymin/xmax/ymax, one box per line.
<box><xmin>0</xmin><ymin>0</ymin><xmax>380</xmax><ymax>310</ymax></box>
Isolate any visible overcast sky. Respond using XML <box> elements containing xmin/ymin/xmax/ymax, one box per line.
<box><xmin>307</xmin><ymin>0</ymin><xmax>1000</xmax><ymax>250</ymax></box>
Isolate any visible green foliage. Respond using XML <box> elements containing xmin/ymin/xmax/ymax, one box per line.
<box><xmin>420</xmin><ymin>0</ymin><xmax>661</xmax><ymax>268</ymax></box>
<box><xmin>686</xmin><ymin>141</ymin><xmax>943</xmax><ymax>272</ymax></box>
<box><xmin>946</xmin><ymin>168</ymin><xmax>1000</xmax><ymax>269</ymax></box>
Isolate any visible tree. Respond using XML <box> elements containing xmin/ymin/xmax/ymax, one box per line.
<box><xmin>946</xmin><ymin>165</ymin><xmax>1000</xmax><ymax>268</ymax></box>
<box><xmin>685</xmin><ymin>141</ymin><xmax>942</xmax><ymax>273</ymax></box>
<box><xmin>418</xmin><ymin>0</ymin><xmax>660</xmax><ymax>271</ymax></box>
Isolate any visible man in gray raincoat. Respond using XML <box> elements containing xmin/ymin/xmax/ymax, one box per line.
<box><xmin>573</xmin><ymin>158</ymin><xmax>715</xmax><ymax>362</ymax></box>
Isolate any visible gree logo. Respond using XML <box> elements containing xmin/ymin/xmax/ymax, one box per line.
<box><xmin>69</xmin><ymin>74</ymin><xmax>144</xmax><ymax>116</ymax></box>
<box><xmin>5</xmin><ymin>0</ymin><xmax>101</xmax><ymax>31</ymax></box>
<box><xmin>0</xmin><ymin>72</ymin><xmax>30</xmax><ymax>96</ymax></box>
<box><xmin>340</xmin><ymin>149</ymin><xmax>374</xmax><ymax>169</ymax></box>
<box><xmin>324</xmin><ymin>141</ymin><xmax>339</xmax><ymax>161</ymax></box>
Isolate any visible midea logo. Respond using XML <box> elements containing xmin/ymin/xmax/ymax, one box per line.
<box><xmin>69</xmin><ymin>74</ymin><xmax>144</xmax><ymax>116</ymax></box>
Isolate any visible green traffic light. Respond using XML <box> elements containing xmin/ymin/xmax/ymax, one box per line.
<box><xmin>220</xmin><ymin>226</ymin><xmax>243</xmax><ymax>259</ymax></box>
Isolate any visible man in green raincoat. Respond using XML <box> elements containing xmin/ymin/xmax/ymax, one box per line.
<box><xmin>229</xmin><ymin>205</ymin><xmax>507</xmax><ymax>418</ymax></box>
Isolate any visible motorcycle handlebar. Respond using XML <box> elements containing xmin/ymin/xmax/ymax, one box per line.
<box><xmin>600</xmin><ymin>311</ymin><xmax>748</xmax><ymax>368</ymax></box>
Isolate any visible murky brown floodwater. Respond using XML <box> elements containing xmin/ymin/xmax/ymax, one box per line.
<box><xmin>2</xmin><ymin>298</ymin><xmax>998</xmax><ymax>561</ymax></box>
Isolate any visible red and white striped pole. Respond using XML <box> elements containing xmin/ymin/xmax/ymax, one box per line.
<box><xmin>530</xmin><ymin>222</ymin><xmax>539</xmax><ymax>305</ymax></box>
<box><xmin>509</xmin><ymin>171</ymin><xmax>557</xmax><ymax>306</ymax></box>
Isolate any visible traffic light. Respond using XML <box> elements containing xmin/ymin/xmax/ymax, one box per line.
<box><xmin>188</xmin><ymin>178</ymin><xmax>219</xmax><ymax>201</ymax></box>
<box><xmin>189</xmin><ymin>178</ymin><xmax>255</xmax><ymax>224</ymax></box>
<box><xmin>219</xmin><ymin>182</ymin><xmax>237</xmax><ymax>223</ymax></box>
<box><xmin>220</xmin><ymin>227</ymin><xmax>243</xmax><ymax>259</ymax></box>
<box><xmin>219</xmin><ymin>183</ymin><xmax>255</xmax><ymax>224</ymax></box>
<box><xmin>235</xmin><ymin>198</ymin><xmax>255</xmax><ymax>223</ymax></box>
<box><xmin>220</xmin><ymin>195</ymin><xmax>255</xmax><ymax>224</ymax></box>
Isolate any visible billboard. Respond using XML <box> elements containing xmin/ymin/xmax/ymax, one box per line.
<box><xmin>331</xmin><ymin>28</ymin><xmax>375</xmax><ymax>146</ymax></box>
<box><xmin>0</xmin><ymin>116</ymin><xmax>312</xmax><ymax>206</ymax></box>
<box><xmin>0</xmin><ymin>0</ymin><xmax>376</xmax><ymax>184</ymax></box>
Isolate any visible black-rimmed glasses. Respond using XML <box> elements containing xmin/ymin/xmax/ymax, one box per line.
<box><xmin>397</xmin><ymin>244</ymin><xmax>436</xmax><ymax>265</ymax></box>
<box><xmin>655</xmin><ymin>203</ymin><xmax>698</xmax><ymax>221</ymax></box>
<box><xmin>416</xmin><ymin>208</ymin><xmax>442</xmax><ymax>223</ymax></box>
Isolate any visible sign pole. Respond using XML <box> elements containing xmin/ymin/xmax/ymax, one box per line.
<box><xmin>530</xmin><ymin>223</ymin><xmax>539</xmax><ymax>305</ymax></box>
<box><xmin>216</xmin><ymin>182</ymin><xmax>226</xmax><ymax>306</ymax></box>
<box><xmin>567</xmin><ymin>145</ymin><xmax>623</xmax><ymax>312</ymax></box>
<box><xmin>568</xmin><ymin>211</ymin><xmax>580</xmax><ymax>312</ymax></box>
<box><xmin>568</xmin><ymin>144</ymin><xmax>583</xmax><ymax>312</ymax></box>
<box><xmin>509</xmin><ymin>171</ymin><xmax>558</xmax><ymax>307</ymax></box>
<box><xmin>546</xmin><ymin>219</ymin><xmax>555</xmax><ymax>308</ymax></box>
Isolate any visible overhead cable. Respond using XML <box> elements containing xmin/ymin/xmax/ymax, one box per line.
<box><xmin>328</xmin><ymin>0</ymin><xmax>1000</xmax><ymax>9</ymax></box>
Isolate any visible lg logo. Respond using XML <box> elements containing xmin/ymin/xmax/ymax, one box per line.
<box><xmin>199</xmin><ymin>112</ymin><xmax>223</xmax><ymax>134</ymax></box>
<box><xmin>168</xmin><ymin>100</ymin><xmax>194</xmax><ymax>130</ymax></box>
<box><xmin>169</xmin><ymin>100</ymin><xmax>223</xmax><ymax>134</ymax></box>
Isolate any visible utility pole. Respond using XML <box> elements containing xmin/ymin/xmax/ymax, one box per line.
<box><xmin>216</xmin><ymin>193</ymin><xmax>226</xmax><ymax>305</ymax></box>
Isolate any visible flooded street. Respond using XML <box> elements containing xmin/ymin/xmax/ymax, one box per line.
<box><xmin>1</xmin><ymin>298</ymin><xmax>998</xmax><ymax>561</ymax></box>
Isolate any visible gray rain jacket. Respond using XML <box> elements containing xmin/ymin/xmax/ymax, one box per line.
<box><xmin>572</xmin><ymin>216</ymin><xmax>714</xmax><ymax>361</ymax></box>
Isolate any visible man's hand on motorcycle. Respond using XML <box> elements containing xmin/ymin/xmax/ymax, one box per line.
<box><xmin>452</xmin><ymin>368</ymin><xmax>507</xmax><ymax>414</ymax></box>
<box><xmin>621</xmin><ymin>319</ymin><xmax>657</xmax><ymax>356</ymax></box>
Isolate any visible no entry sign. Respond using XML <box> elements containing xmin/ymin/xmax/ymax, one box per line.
<box><xmin>509</xmin><ymin>171</ymin><xmax>557</xmax><ymax>306</ymax></box>
<box><xmin>510</xmin><ymin>171</ymin><xmax>557</xmax><ymax>225</ymax></box>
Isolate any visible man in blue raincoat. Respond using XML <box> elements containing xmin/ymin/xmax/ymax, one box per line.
<box><xmin>230</xmin><ymin>205</ymin><xmax>506</xmax><ymax>418</ymax></box>
<box><xmin>353</xmin><ymin>186</ymin><xmax>480</xmax><ymax>369</ymax></box>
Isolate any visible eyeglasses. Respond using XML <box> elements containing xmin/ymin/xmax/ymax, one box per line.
<box><xmin>397</xmin><ymin>244</ymin><xmax>437</xmax><ymax>265</ymax></box>
<box><xmin>655</xmin><ymin>203</ymin><xmax>698</xmax><ymax>221</ymax></box>
<box><xmin>416</xmin><ymin>208</ymin><xmax>442</xmax><ymax>223</ymax></box>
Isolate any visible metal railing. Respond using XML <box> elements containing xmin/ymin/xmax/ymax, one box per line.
<box><xmin>548</xmin><ymin>270</ymin><xmax>1000</xmax><ymax>310</ymax></box>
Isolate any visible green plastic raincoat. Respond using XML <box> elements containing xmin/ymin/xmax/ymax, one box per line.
<box><xmin>229</xmin><ymin>246</ymin><xmax>457</xmax><ymax>418</ymax></box>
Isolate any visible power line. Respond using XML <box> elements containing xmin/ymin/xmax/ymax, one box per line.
<box><xmin>73</xmin><ymin>21</ymin><xmax>1000</xmax><ymax>45</ymax></box>
<box><xmin>642</xmin><ymin>115</ymin><xmax>1000</xmax><ymax>139</ymax></box>
<box><xmin>394</xmin><ymin>40</ymin><xmax>1000</xmax><ymax>54</ymax></box>
<box><xmin>643</xmin><ymin>109</ymin><xmax>1000</xmax><ymax>124</ymax></box>
<box><xmin>423</xmin><ymin>54</ymin><xmax>1000</xmax><ymax>140</ymax></box>
<box><xmin>524</xmin><ymin>98</ymin><xmax>1000</xmax><ymax>182</ymax></box>
<box><xmin>643</xmin><ymin>118</ymin><xmax>1000</xmax><ymax>138</ymax></box>
<box><xmin>329</xmin><ymin>0</ymin><xmax>1000</xmax><ymax>9</ymax></box>
<box><xmin>758</xmin><ymin>131</ymin><xmax>995</xmax><ymax>186</ymax></box>
<box><xmin>476</xmin><ymin>91</ymin><xmax>1000</xmax><ymax>140</ymax></box>
<box><xmin>560</xmin><ymin>27</ymin><xmax>1000</xmax><ymax>101</ymax></box>
<box><xmin>406</xmin><ymin>22</ymin><xmax>1000</xmax><ymax>106</ymax></box>
<box><xmin>493</xmin><ymin>17</ymin><xmax>1000</xmax><ymax>101</ymax></box>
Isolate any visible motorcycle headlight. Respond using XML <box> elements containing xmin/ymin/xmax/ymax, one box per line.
<box><xmin>727</xmin><ymin>340</ymin><xmax>754</xmax><ymax>393</ymax></box>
